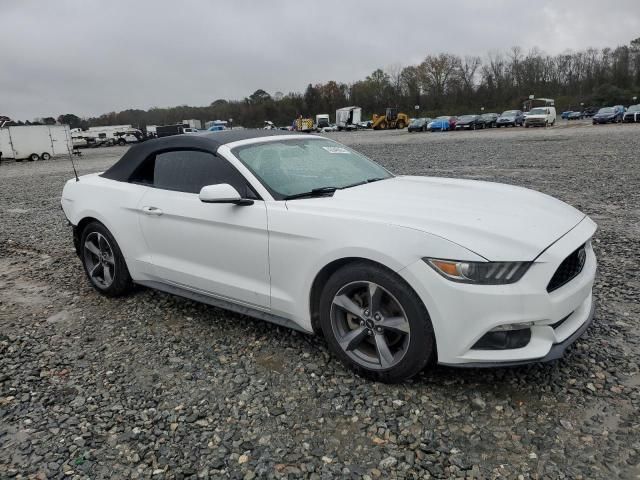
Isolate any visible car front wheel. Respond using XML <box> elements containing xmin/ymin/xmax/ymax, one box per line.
<box><xmin>319</xmin><ymin>262</ymin><xmax>436</xmax><ymax>383</ymax></box>
<box><xmin>80</xmin><ymin>221</ymin><xmax>133</xmax><ymax>297</ymax></box>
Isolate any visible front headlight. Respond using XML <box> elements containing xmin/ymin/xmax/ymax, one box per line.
<box><xmin>423</xmin><ymin>258</ymin><xmax>531</xmax><ymax>285</ymax></box>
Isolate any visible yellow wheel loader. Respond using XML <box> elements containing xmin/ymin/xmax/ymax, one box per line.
<box><xmin>372</xmin><ymin>108</ymin><xmax>410</xmax><ymax>130</ymax></box>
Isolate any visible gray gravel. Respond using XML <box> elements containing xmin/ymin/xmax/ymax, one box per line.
<box><xmin>1</xmin><ymin>123</ymin><xmax>639</xmax><ymax>479</ymax></box>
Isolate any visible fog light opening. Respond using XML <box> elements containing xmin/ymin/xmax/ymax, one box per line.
<box><xmin>472</xmin><ymin>328</ymin><xmax>532</xmax><ymax>350</ymax></box>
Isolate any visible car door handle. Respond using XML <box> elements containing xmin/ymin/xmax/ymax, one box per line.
<box><xmin>141</xmin><ymin>206</ymin><xmax>163</xmax><ymax>216</ymax></box>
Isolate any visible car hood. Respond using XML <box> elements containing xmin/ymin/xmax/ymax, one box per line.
<box><xmin>286</xmin><ymin>176</ymin><xmax>585</xmax><ymax>261</ymax></box>
<box><xmin>497</xmin><ymin>116</ymin><xmax>515</xmax><ymax>121</ymax></box>
<box><xmin>594</xmin><ymin>112</ymin><xmax>614</xmax><ymax>118</ymax></box>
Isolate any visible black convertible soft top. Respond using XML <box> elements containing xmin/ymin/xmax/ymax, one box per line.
<box><xmin>101</xmin><ymin>129</ymin><xmax>299</xmax><ymax>181</ymax></box>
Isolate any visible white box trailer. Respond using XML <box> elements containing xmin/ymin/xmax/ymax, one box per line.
<box><xmin>182</xmin><ymin>119</ymin><xmax>202</xmax><ymax>129</ymax></box>
<box><xmin>336</xmin><ymin>107</ymin><xmax>361</xmax><ymax>130</ymax></box>
<box><xmin>0</xmin><ymin>125</ymin><xmax>72</xmax><ymax>161</ymax></box>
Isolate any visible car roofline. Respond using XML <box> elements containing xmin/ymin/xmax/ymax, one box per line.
<box><xmin>223</xmin><ymin>134</ymin><xmax>322</xmax><ymax>150</ymax></box>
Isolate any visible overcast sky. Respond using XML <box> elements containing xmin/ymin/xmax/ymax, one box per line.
<box><xmin>2</xmin><ymin>0</ymin><xmax>639</xmax><ymax>120</ymax></box>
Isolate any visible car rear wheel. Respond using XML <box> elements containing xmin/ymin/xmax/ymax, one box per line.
<box><xmin>80</xmin><ymin>221</ymin><xmax>133</xmax><ymax>297</ymax></box>
<box><xmin>29</xmin><ymin>153</ymin><xmax>39</xmax><ymax>161</ymax></box>
<box><xmin>41</xmin><ymin>152</ymin><xmax>51</xmax><ymax>160</ymax></box>
<box><xmin>319</xmin><ymin>262</ymin><xmax>436</xmax><ymax>383</ymax></box>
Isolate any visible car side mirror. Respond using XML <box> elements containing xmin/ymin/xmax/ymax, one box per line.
<box><xmin>199</xmin><ymin>184</ymin><xmax>254</xmax><ymax>206</ymax></box>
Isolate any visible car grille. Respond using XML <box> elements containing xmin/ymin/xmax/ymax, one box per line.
<box><xmin>547</xmin><ymin>244</ymin><xmax>587</xmax><ymax>293</ymax></box>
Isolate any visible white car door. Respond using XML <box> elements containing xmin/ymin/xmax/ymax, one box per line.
<box><xmin>136</xmin><ymin>149</ymin><xmax>270</xmax><ymax>309</ymax></box>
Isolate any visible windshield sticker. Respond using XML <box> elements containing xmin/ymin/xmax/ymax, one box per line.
<box><xmin>322</xmin><ymin>146</ymin><xmax>351</xmax><ymax>154</ymax></box>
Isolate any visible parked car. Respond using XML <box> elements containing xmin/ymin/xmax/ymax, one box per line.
<box><xmin>524</xmin><ymin>107</ymin><xmax>557</xmax><ymax>127</ymax></box>
<box><xmin>321</xmin><ymin>124</ymin><xmax>339</xmax><ymax>133</ymax></box>
<box><xmin>623</xmin><ymin>104</ymin><xmax>640</xmax><ymax>123</ymax></box>
<box><xmin>592</xmin><ymin>106</ymin><xmax>624</xmax><ymax>124</ymax></box>
<box><xmin>61</xmin><ymin>130</ymin><xmax>597</xmax><ymax>382</ymax></box>
<box><xmin>480</xmin><ymin>113</ymin><xmax>499</xmax><ymax>128</ymax></box>
<box><xmin>561</xmin><ymin>111</ymin><xmax>573</xmax><ymax>120</ymax></box>
<box><xmin>496</xmin><ymin>110</ymin><xmax>524</xmax><ymax>127</ymax></box>
<box><xmin>455</xmin><ymin>115</ymin><xmax>484</xmax><ymax>130</ymax></box>
<box><xmin>408</xmin><ymin>118</ymin><xmax>429</xmax><ymax>132</ymax></box>
<box><xmin>357</xmin><ymin>120</ymin><xmax>373</xmax><ymax>129</ymax></box>
<box><xmin>583</xmin><ymin>107</ymin><xmax>598</xmax><ymax>118</ymax></box>
<box><xmin>427</xmin><ymin>116</ymin><xmax>451</xmax><ymax>132</ymax></box>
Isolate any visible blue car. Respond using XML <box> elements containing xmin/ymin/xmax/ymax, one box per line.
<box><xmin>428</xmin><ymin>116</ymin><xmax>451</xmax><ymax>132</ymax></box>
<box><xmin>561</xmin><ymin>111</ymin><xmax>573</xmax><ymax>120</ymax></box>
<box><xmin>592</xmin><ymin>106</ymin><xmax>625</xmax><ymax>124</ymax></box>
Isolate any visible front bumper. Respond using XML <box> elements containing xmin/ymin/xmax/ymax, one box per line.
<box><xmin>399</xmin><ymin>217</ymin><xmax>597</xmax><ymax>366</ymax></box>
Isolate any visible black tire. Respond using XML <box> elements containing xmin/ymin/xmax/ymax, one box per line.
<box><xmin>319</xmin><ymin>262</ymin><xmax>436</xmax><ymax>383</ymax></box>
<box><xmin>80</xmin><ymin>221</ymin><xmax>133</xmax><ymax>297</ymax></box>
<box><xmin>41</xmin><ymin>152</ymin><xmax>51</xmax><ymax>160</ymax></box>
<box><xmin>117</xmin><ymin>139</ymin><xmax>126</xmax><ymax>146</ymax></box>
<box><xmin>29</xmin><ymin>153</ymin><xmax>39</xmax><ymax>161</ymax></box>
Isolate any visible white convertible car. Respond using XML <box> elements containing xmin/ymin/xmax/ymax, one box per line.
<box><xmin>61</xmin><ymin>130</ymin><xmax>597</xmax><ymax>382</ymax></box>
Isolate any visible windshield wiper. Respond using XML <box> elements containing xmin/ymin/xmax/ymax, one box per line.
<box><xmin>283</xmin><ymin>177</ymin><xmax>389</xmax><ymax>200</ymax></box>
<box><xmin>283</xmin><ymin>187</ymin><xmax>337</xmax><ymax>200</ymax></box>
<box><xmin>341</xmin><ymin>177</ymin><xmax>389</xmax><ymax>189</ymax></box>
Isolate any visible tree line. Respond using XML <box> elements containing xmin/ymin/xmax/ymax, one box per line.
<box><xmin>7</xmin><ymin>38</ymin><xmax>640</xmax><ymax>129</ymax></box>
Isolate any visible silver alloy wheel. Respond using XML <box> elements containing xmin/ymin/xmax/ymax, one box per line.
<box><xmin>330</xmin><ymin>281</ymin><xmax>411</xmax><ymax>370</ymax></box>
<box><xmin>83</xmin><ymin>232</ymin><xmax>116</xmax><ymax>289</ymax></box>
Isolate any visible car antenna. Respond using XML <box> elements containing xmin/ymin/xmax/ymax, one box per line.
<box><xmin>65</xmin><ymin>127</ymin><xmax>79</xmax><ymax>181</ymax></box>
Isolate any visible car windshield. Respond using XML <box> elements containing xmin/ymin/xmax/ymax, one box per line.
<box><xmin>598</xmin><ymin>107</ymin><xmax>614</xmax><ymax>114</ymax></box>
<box><xmin>529</xmin><ymin>108</ymin><xmax>547</xmax><ymax>115</ymax></box>
<box><xmin>410</xmin><ymin>119</ymin><xmax>425</xmax><ymax>126</ymax></box>
<box><xmin>628</xmin><ymin>105</ymin><xmax>640</xmax><ymax>112</ymax></box>
<box><xmin>500</xmin><ymin>111</ymin><xmax>516</xmax><ymax>117</ymax></box>
<box><xmin>459</xmin><ymin>115</ymin><xmax>475</xmax><ymax>121</ymax></box>
<box><xmin>232</xmin><ymin>138</ymin><xmax>392</xmax><ymax>199</ymax></box>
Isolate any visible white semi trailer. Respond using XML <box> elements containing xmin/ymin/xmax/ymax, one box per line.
<box><xmin>0</xmin><ymin>125</ymin><xmax>72</xmax><ymax>161</ymax></box>
<box><xmin>336</xmin><ymin>107</ymin><xmax>362</xmax><ymax>130</ymax></box>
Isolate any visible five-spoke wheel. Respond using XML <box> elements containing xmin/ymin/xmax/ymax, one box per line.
<box><xmin>331</xmin><ymin>281</ymin><xmax>411</xmax><ymax>370</ymax></box>
<box><xmin>83</xmin><ymin>231</ymin><xmax>116</xmax><ymax>289</ymax></box>
<box><xmin>80</xmin><ymin>221</ymin><xmax>133</xmax><ymax>296</ymax></box>
<box><xmin>320</xmin><ymin>262</ymin><xmax>436</xmax><ymax>382</ymax></box>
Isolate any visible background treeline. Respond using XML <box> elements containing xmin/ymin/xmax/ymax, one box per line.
<box><xmin>21</xmin><ymin>38</ymin><xmax>640</xmax><ymax>129</ymax></box>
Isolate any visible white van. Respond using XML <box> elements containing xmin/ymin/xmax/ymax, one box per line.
<box><xmin>524</xmin><ymin>107</ymin><xmax>557</xmax><ymax>127</ymax></box>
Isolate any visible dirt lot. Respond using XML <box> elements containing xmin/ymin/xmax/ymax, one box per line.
<box><xmin>1</xmin><ymin>124</ymin><xmax>639</xmax><ymax>479</ymax></box>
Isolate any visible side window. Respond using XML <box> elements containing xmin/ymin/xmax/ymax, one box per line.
<box><xmin>130</xmin><ymin>149</ymin><xmax>258</xmax><ymax>198</ymax></box>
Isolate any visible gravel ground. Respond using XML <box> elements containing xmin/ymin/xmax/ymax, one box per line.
<box><xmin>1</xmin><ymin>123</ymin><xmax>639</xmax><ymax>479</ymax></box>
